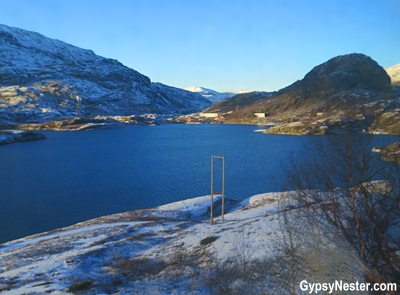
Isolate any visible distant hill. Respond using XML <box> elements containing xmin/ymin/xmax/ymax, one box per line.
<box><xmin>217</xmin><ymin>54</ymin><xmax>393</xmax><ymax>118</ymax></box>
<box><xmin>0</xmin><ymin>24</ymin><xmax>211</xmax><ymax>126</ymax></box>
<box><xmin>205</xmin><ymin>91</ymin><xmax>274</xmax><ymax>113</ymax></box>
<box><xmin>183</xmin><ymin>86</ymin><xmax>254</xmax><ymax>104</ymax></box>
<box><xmin>206</xmin><ymin>53</ymin><xmax>399</xmax><ymax>134</ymax></box>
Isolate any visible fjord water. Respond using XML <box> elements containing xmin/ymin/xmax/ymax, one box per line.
<box><xmin>0</xmin><ymin>124</ymin><xmax>394</xmax><ymax>243</ymax></box>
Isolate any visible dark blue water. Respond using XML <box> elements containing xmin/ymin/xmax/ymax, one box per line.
<box><xmin>0</xmin><ymin>124</ymin><xmax>397</xmax><ymax>243</ymax></box>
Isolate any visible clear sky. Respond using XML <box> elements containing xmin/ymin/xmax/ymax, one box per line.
<box><xmin>0</xmin><ymin>0</ymin><xmax>399</xmax><ymax>92</ymax></box>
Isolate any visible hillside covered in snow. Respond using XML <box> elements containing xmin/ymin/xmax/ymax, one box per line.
<box><xmin>386</xmin><ymin>63</ymin><xmax>400</xmax><ymax>86</ymax></box>
<box><xmin>0</xmin><ymin>24</ymin><xmax>211</xmax><ymax>126</ymax></box>
<box><xmin>0</xmin><ymin>191</ymin><xmax>386</xmax><ymax>295</ymax></box>
<box><xmin>183</xmin><ymin>86</ymin><xmax>254</xmax><ymax>104</ymax></box>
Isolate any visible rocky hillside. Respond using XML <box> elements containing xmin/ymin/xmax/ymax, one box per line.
<box><xmin>205</xmin><ymin>91</ymin><xmax>274</xmax><ymax>113</ymax></box>
<box><xmin>373</xmin><ymin>141</ymin><xmax>400</xmax><ymax>164</ymax></box>
<box><xmin>207</xmin><ymin>53</ymin><xmax>399</xmax><ymax>134</ymax></box>
<box><xmin>0</xmin><ymin>24</ymin><xmax>211</xmax><ymax>126</ymax></box>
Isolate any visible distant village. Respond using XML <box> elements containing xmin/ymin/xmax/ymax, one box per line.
<box><xmin>170</xmin><ymin>111</ymin><xmax>271</xmax><ymax>124</ymax></box>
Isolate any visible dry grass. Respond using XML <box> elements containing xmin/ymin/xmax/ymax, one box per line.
<box><xmin>112</xmin><ymin>257</ymin><xmax>169</xmax><ymax>280</ymax></box>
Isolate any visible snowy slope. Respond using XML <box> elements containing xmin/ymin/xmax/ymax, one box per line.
<box><xmin>386</xmin><ymin>63</ymin><xmax>400</xmax><ymax>86</ymax></box>
<box><xmin>0</xmin><ymin>24</ymin><xmax>211</xmax><ymax>124</ymax></box>
<box><xmin>0</xmin><ymin>192</ymin><xmax>368</xmax><ymax>294</ymax></box>
<box><xmin>184</xmin><ymin>86</ymin><xmax>254</xmax><ymax>104</ymax></box>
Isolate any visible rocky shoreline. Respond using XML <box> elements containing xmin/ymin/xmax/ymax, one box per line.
<box><xmin>1</xmin><ymin>114</ymin><xmax>162</xmax><ymax>132</ymax></box>
<box><xmin>0</xmin><ymin>130</ymin><xmax>46</xmax><ymax>145</ymax></box>
<box><xmin>372</xmin><ymin>142</ymin><xmax>400</xmax><ymax>164</ymax></box>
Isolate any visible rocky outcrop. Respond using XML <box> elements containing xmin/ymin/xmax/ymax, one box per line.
<box><xmin>370</xmin><ymin>109</ymin><xmax>400</xmax><ymax>134</ymax></box>
<box><xmin>372</xmin><ymin>142</ymin><xmax>400</xmax><ymax>164</ymax></box>
<box><xmin>300</xmin><ymin>53</ymin><xmax>391</xmax><ymax>95</ymax></box>
<box><xmin>0</xmin><ymin>130</ymin><xmax>46</xmax><ymax>145</ymax></box>
<box><xmin>0</xmin><ymin>24</ymin><xmax>211</xmax><ymax>126</ymax></box>
<box><xmin>264</xmin><ymin>118</ymin><xmax>371</xmax><ymax>135</ymax></box>
<box><xmin>263</xmin><ymin>122</ymin><xmax>328</xmax><ymax>135</ymax></box>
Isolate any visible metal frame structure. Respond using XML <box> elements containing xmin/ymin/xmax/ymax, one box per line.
<box><xmin>210</xmin><ymin>155</ymin><xmax>225</xmax><ymax>225</ymax></box>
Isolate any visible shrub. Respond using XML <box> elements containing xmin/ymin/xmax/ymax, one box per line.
<box><xmin>68</xmin><ymin>280</ymin><xmax>93</xmax><ymax>293</ymax></box>
<box><xmin>200</xmin><ymin>236</ymin><xmax>217</xmax><ymax>246</ymax></box>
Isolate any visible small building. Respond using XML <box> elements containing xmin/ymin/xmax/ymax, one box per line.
<box><xmin>199</xmin><ymin>112</ymin><xmax>220</xmax><ymax>118</ymax></box>
<box><xmin>254</xmin><ymin>113</ymin><xmax>266</xmax><ymax>118</ymax></box>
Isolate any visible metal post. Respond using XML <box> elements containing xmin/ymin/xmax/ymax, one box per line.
<box><xmin>210</xmin><ymin>156</ymin><xmax>214</xmax><ymax>225</ymax></box>
<box><xmin>221</xmin><ymin>156</ymin><xmax>225</xmax><ymax>223</ymax></box>
<box><xmin>210</xmin><ymin>155</ymin><xmax>225</xmax><ymax>225</ymax></box>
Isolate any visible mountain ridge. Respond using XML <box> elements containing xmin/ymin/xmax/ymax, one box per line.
<box><xmin>183</xmin><ymin>86</ymin><xmax>255</xmax><ymax>104</ymax></box>
<box><xmin>0</xmin><ymin>24</ymin><xmax>211</xmax><ymax>126</ymax></box>
<box><xmin>206</xmin><ymin>53</ymin><xmax>399</xmax><ymax>134</ymax></box>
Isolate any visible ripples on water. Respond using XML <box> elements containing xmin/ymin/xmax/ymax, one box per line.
<box><xmin>0</xmin><ymin>124</ymin><xmax>397</xmax><ymax>243</ymax></box>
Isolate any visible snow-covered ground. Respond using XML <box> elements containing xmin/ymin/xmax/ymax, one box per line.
<box><xmin>0</xmin><ymin>193</ymin><xmax>367</xmax><ymax>294</ymax></box>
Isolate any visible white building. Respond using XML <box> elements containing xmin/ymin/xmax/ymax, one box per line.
<box><xmin>199</xmin><ymin>112</ymin><xmax>220</xmax><ymax>118</ymax></box>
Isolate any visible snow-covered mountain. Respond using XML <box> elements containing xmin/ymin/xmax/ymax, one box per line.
<box><xmin>386</xmin><ymin>63</ymin><xmax>400</xmax><ymax>86</ymax></box>
<box><xmin>0</xmin><ymin>24</ymin><xmax>211</xmax><ymax>124</ymax></box>
<box><xmin>183</xmin><ymin>86</ymin><xmax>254</xmax><ymax>104</ymax></box>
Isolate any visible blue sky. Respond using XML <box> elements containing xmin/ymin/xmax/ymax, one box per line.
<box><xmin>0</xmin><ymin>0</ymin><xmax>399</xmax><ymax>92</ymax></box>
